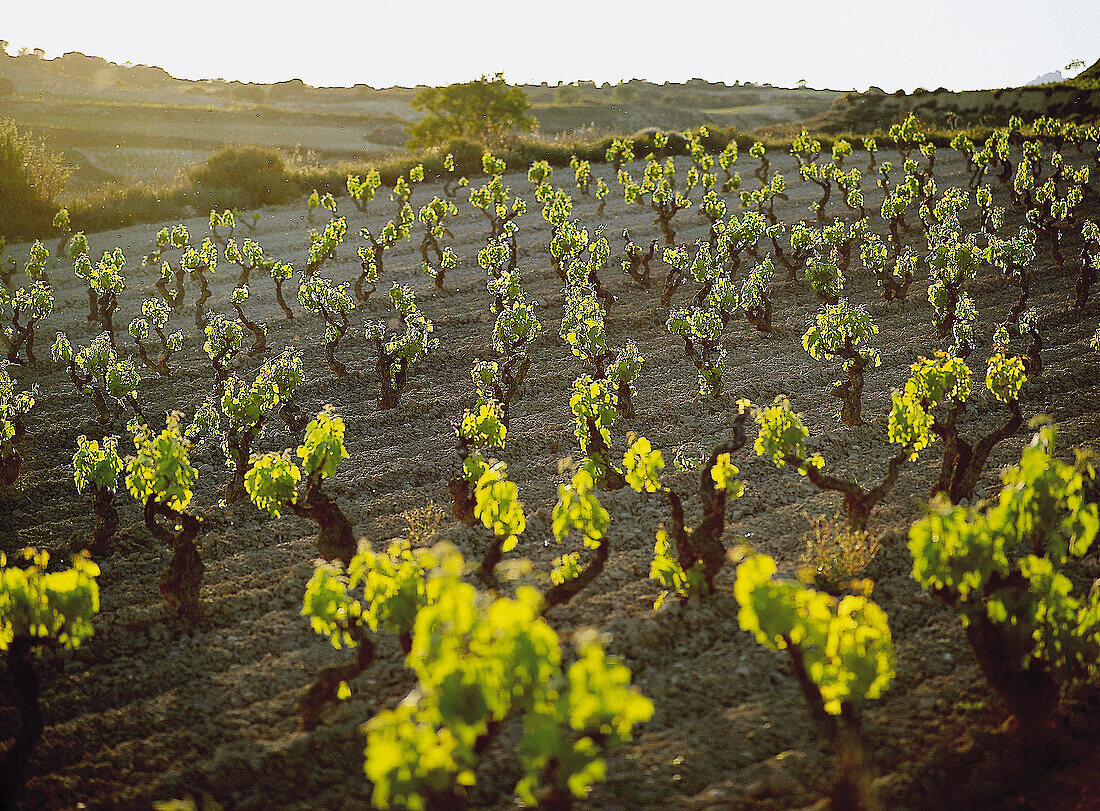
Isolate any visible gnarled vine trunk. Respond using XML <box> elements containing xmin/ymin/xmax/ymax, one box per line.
<box><xmin>663</xmin><ymin>414</ymin><xmax>748</xmax><ymax>590</ymax></box>
<box><xmin>0</xmin><ymin>638</ymin><xmax>43</xmax><ymax>810</ymax></box>
<box><xmin>797</xmin><ymin>447</ymin><xmax>909</xmax><ymax>532</ymax></box>
<box><xmin>145</xmin><ymin>498</ymin><xmax>205</xmax><ymax>619</ymax></box>
<box><xmin>292</xmin><ymin>469</ymin><xmax>356</xmax><ymax>566</ymax></box>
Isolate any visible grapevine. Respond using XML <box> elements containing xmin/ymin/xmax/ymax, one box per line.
<box><xmin>245</xmin><ymin>406</ymin><xmax>357</xmax><ymax>564</ymax></box>
<box><xmin>1</xmin><ymin>548</ymin><xmax>100</xmax><ymax>807</ymax></box>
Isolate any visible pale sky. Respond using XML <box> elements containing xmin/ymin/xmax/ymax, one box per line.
<box><xmin>3</xmin><ymin>0</ymin><xmax>1097</xmax><ymax>91</ymax></box>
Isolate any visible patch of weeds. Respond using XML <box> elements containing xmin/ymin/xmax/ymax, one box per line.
<box><xmin>401</xmin><ymin>502</ymin><xmax>446</xmax><ymax>545</ymax></box>
<box><xmin>798</xmin><ymin>512</ymin><xmax>880</xmax><ymax>594</ymax></box>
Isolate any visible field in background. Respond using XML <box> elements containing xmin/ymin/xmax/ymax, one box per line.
<box><xmin>6</xmin><ymin>49</ymin><xmax>1099</xmax><ymax>214</ymax></box>
<box><xmin>2</xmin><ymin>50</ymin><xmax>842</xmax><ymax>195</ymax></box>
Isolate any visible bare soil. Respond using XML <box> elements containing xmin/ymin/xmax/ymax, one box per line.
<box><xmin>2</xmin><ymin>147</ymin><xmax>1100</xmax><ymax>810</ymax></box>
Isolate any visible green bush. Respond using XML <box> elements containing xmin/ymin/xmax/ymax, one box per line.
<box><xmin>0</xmin><ymin>118</ymin><xmax>71</xmax><ymax>239</ymax></box>
<box><xmin>187</xmin><ymin>145</ymin><xmax>294</xmax><ymax>209</ymax></box>
<box><xmin>406</xmin><ymin>73</ymin><xmax>536</xmax><ymax>150</ymax></box>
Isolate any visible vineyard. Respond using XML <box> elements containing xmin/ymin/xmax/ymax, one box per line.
<box><xmin>3</xmin><ymin>116</ymin><xmax>1100</xmax><ymax>809</ymax></box>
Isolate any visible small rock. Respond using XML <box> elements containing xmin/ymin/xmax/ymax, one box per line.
<box><xmin>745</xmin><ymin>779</ymin><xmax>766</xmax><ymax>799</ymax></box>
<box><xmin>872</xmin><ymin>772</ymin><xmax>905</xmax><ymax>798</ymax></box>
<box><xmin>209</xmin><ymin>744</ymin><xmax>261</xmax><ymax>793</ymax></box>
<box><xmin>763</xmin><ymin>763</ymin><xmax>801</xmax><ymax>796</ymax></box>
<box><xmin>112</xmin><ymin>752</ymin><xmax>132</xmax><ymax>770</ymax></box>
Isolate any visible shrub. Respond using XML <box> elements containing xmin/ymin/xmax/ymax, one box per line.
<box><xmin>73</xmin><ymin>434</ymin><xmax>124</xmax><ymax>555</ymax></box>
<box><xmin>438</xmin><ymin>138</ymin><xmax>483</xmax><ymax>178</ymax></box>
<box><xmin>124</xmin><ymin>413</ymin><xmax>204</xmax><ymax>616</ymax></box>
<box><xmin>187</xmin><ymin>146</ymin><xmax>294</xmax><ymax>209</ymax></box>
<box><xmin>245</xmin><ymin>406</ymin><xmax>357</xmax><ymax>565</ymax></box>
<box><xmin>0</xmin><ymin>119</ymin><xmax>71</xmax><ymax>239</ymax></box>
<box><xmin>0</xmin><ymin>365</ymin><xmax>35</xmax><ymax>485</ymax></box>
<box><xmin>298</xmin><ymin>540</ymin><xmax>444</xmax><ymax>729</ymax></box>
<box><xmin>735</xmin><ymin>552</ymin><xmax>894</xmax><ymax>806</ymax></box>
<box><xmin>361</xmin><ymin>554</ymin><xmax>652</xmax><ymax>809</ymax></box>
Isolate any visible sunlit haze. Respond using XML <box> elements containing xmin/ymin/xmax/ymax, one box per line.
<box><xmin>4</xmin><ymin>0</ymin><xmax>1099</xmax><ymax>91</ymax></box>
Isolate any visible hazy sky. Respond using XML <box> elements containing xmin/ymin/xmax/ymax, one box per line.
<box><xmin>4</xmin><ymin>0</ymin><xmax>1097</xmax><ymax>91</ymax></box>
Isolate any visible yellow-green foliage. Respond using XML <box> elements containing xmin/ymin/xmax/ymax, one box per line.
<box><xmin>753</xmin><ymin>396</ymin><xmax>825</xmax><ymax>473</ymax></box>
<box><xmin>650</xmin><ymin>528</ymin><xmax>707</xmax><ymax>607</ymax></box>
<box><xmin>887</xmin><ymin>351</ymin><xmax>972</xmax><ymax>459</ymax></box>
<box><xmin>245</xmin><ymin>408</ymin><xmax>348</xmax><ymax>516</ymax></box>
<box><xmin>244</xmin><ymin>451</ymin><xmax>301</xmax><ymax>518</ymax></box>
<box><xmin>623</xmin><ymin>435</ymin><xmax>664</xmax><ymax>493</ymax></box>
<box><xmin>552</xmin><ymin>463</ymin><xmax>609</xmax><ymax>550</ymax></box>
<box><xmin>710</xmin><ymin>453</ymin><xmax>744</xmax><ymax>495</ymax></box>
<box><xmin>124</xmin><ymin>412</ymin><xmax>196</xmax><ymax>513</ymax></box>
<box><xmin>362</xmin><ymin>554</ymin><xmax>652</xmax><ymax>809</ymax></box>
<box><xmin>472</xmin><ymin>461</ymin><xmax>526</xmax><ymax>553</ymax></box>
<box><xmin>985</xmin><ymin>352</ymin><xmax>1027</xmax><ymax>403</ymax></box>
<box><xmin>1</xmin><ymin>548</ymin><xmax>100</xmax><ymax>650</ymax></box>
<box><xmin>458</xmin><ymin>400</ymin><xmax>506</xmax><ymax>455</ymax></box>
<box><xmin>735</xmin><ymin>553</ymin><xmax>895</xmax><ymax>715</ymax></box>
<box><xmin>73</xmin><ymin>434</ymin><xmax>124</xmax><ymax>494</ymax></box>
<box><xmin>298</xmin><ymin>407</ymin><xmax>348</xmax><ymax>479</ymax></box>
<box><xmin>302</xmin><ymin>541</ymin><xmax>455</xmax><ymax>650</ymax></box>
<box><xmin>910</xmin><ymin>423</ymin><xmax>1099</xmax><ymax>647</ymax></box>
<box><xmin>0</xmin><ymin>366</ymin><xmax>35</xmax><ymax>461</ymax></box>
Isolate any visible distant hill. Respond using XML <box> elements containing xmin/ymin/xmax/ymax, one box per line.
<box><xmin>3</xmin><ymin>47</ymin><xmax>1098</xmax><ymax>196</ymax></box>
<box><xmin>1026</xmin><ymin>71</ymin><xmax>1062</xmax><ymax>86</ymax></box>
<box><xmin>0</xmin><ymin>49</ymin><xmax>841</xmax><ymax>193</ymax></box>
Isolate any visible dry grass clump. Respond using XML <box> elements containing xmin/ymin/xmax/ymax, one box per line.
<box><xmin>400</xmin><ymin>502</ymin><xmax>446</xmax><ymax>546</ymax></box>
<box><xmin>798</xmin><ymin>512</ymin><xmax>880</xmax><ymax>593</ymax></box>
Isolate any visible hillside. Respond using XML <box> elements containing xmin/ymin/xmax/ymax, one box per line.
<box><xmin>8</xmin><ymin>48</ymin><xmax>1098</xmax><ymax>200</ymax></box>
<box><xmin>1078</xmin><ymin>56</ymin><xmax>1100</xmax><ymax>82</ymax></box>
<box><xmin>0</xmin><ymin>50</ymin><xmax>839</xmax><ymax>194</ymax></box>
<box><xmin>779</xmin><ymin>79</ymin><xmax>1100</xmax><ymax>138</ymax></box>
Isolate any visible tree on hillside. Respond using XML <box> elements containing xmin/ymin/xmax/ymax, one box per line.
<box><xmin>406</xmin><ymin>73</ymin><xmax>536</xmax><ymax>149</ymax></box>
